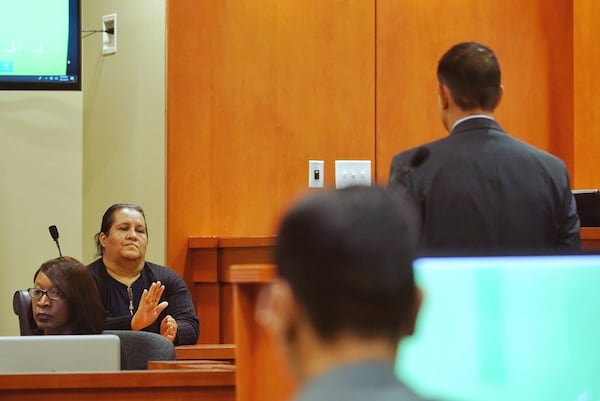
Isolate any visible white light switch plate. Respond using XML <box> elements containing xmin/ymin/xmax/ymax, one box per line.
<box><xmin>335</xmin><ymin>160</ymin><xmax>371</xmax><ymax>188</ymax></box>
<box><xmin>308</xmin><ymin>160</ymin><xmax>324</xmax><ymax>188</ymax></box>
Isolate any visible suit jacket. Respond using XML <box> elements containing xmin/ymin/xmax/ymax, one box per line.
<box><xmin>293</xmin><ymin>360</ymin><xmax>429</xmax><ymax>401</ymax></box>
<box><xmin>388</xmin><ymin>117</ymin><xmax>580</xmax><ymax>254</ymax></box>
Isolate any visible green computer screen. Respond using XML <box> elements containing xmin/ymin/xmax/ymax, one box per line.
<box><xmin>396</xmin><ymin>255</ymin><xmax>600</xmax><ymax>401</ymax></box>
<box><xmin>0</xmin><ymin>0</ymin><xmax>69</xmax><ymax>76</ymax></box>
<box><xmin>0</xmin><ymin>0</ymin><xmax>80</xmax><ymax>90</ymax></box>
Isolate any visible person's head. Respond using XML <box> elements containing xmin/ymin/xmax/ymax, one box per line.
<box><xmin>437</xmin><ymin>42</ymin><xmax>503</xmax><ymax>128</ymax></box>
<box><xmin>267</xmin><ymin>185</ymin><xmax>421</xmax><ymax>374</ymax></box>
<box><xmin>95</xmin><ymin>203</ymin><xmax>148</xmax><ymax>264</ymax></box>
<box><xmin>30</xmin><ymin>256</ymin><xmax>105</xmax><ymax>335</ymax></box>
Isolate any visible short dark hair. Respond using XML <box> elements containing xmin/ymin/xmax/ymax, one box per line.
<box><xmin>275</xmin><ymin>186</ymin><xmax>419</xmax><ymax>343</ymax></box>
<box><xmin>437</xmin><ymin>42</ymin><xmax>501</xmax><ymax>111</ymax></box>
<box><xmin>95</xmin><ymin>203</ymin><xmax>147</xmax><ymax>256</ymax></box>
<box><xmin>34</xmin><ymin>256</ymin><xmax>106</xmax><ymax>334</ymax></box>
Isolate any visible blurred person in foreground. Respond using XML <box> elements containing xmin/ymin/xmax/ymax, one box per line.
<box><xmin>257</xmin><ymin>185</ymin><xmax>430</xmax><ymax>401</ymax></box>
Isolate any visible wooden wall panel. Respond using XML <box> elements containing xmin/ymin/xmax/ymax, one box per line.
<box><xmin>376</xmin><ymin>0</ymin><xmax>574</xmax><ymax>184</ymax></box>
<box><xmin>167</xmin><ymin>1</ymin><xmax>375</xmax><ymax>274</ymax></box>
<box><xmin>574</xmin><ymin>0</ymin><xmax>600</xmax><ymax>188</ymax></box>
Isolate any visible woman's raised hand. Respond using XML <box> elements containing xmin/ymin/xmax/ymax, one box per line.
<box><xmin>131</xmin><ymin>281</ymin><xmax>169</xmax><ymax>331</ymax></box>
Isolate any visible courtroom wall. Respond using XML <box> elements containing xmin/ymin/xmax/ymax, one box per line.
<box><xmin>82</xmin><ymin>0</ymin><xmax>167</xmax><ymax>265</ymax></box>
<box><xmin>167</xmin><ymin>1</ymin><xmax>375</xmax><ymax>275</ymax></box>
<box><xmin>574</xmin><ymin>0</ymin><xmax>600</xmax><ymax>188</ymax></box>
<box><xmin>377</xmin><ymin>1</ymin><xmax>574</xmax><ymax>182</ymax></box>
<box><xmin>0</xmin><ymin>0</ymin><xmax>167</xmax><ymax>335</ymax></box>
<box><xmin>166</xmin><ymin>1</ymin><xmax>588</xmax><ymax>274</ymax></box>
<box><xmin>0</xmin><ymin>92</ymin><xmax>83</xmax><ymax>336</ymax></box>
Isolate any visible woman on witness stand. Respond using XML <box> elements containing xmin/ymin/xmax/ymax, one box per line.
<box><xmin>31</xmin><ymin>256</ymin><xmax>105</xmax><ymax>335</ymax></box>
<box><xmin>87</xmin><ymin>203</ymin><xmax>200</xmax><ymax>345</ymax></box>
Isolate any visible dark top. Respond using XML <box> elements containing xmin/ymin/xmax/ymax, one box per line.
<box><xmin>293</xmin><ymin>360</ymin><xmax>429</xmax><ymax>401</ymax></box>
<box><xmin>88</xmin><ymin>258</ymin><xmax>200</xmax><ymax>345</ymax></box>
<box><xmin>388</xmin><ymin>118</ymin><xmax>581</xmax><ymax>254</ymax></box>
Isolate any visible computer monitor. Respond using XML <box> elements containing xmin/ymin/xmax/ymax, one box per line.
<box><xmin>0</xmin><ymin>0</ymin><xmax>81</xmax><ymax>90</ymax></box>
<box><xmin>396</xmin><ymin>254</ymin><xmax>600</xmax><ymax>401</ymax></box>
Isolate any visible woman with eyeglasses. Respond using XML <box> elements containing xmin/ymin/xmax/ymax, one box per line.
<box><xmin>30</xmin><ymin>256</ymin><xmax>105</xmax><ymax>335</ymax></box>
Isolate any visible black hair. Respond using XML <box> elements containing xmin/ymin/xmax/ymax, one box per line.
<box><xmin>275</xmin><ymin>185</ymin><xmax>419</xmax><ymax>342</ymax></box>
<box><xmin>95</xmin><ymin>203</ymin><xmax>147</xmax><ymax>256</ymax></box>
<box><xmin>33</xmin><ymin>256</ymin><xmax>106</xmax><ymax>334</ymax></box>
<box><xmin>437</xmin><ymin>41</ymin><xmax>502</xmax><ymax>111</ymax></box>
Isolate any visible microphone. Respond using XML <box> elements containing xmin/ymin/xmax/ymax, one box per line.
<box><xmin>48</xmin><ymin>225</ymin><xmax>63</xmax><ymax>257</ymax></box>
<box><xmin>394</xmin><ymin>146</ymin><xmax>430</xmax><ymax>185</ymax></box>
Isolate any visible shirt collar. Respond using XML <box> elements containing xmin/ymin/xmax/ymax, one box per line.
<box><xmin>451</xmin><ymin>114</ymin><xmax>494</xmax><ymax>132</ymax></box>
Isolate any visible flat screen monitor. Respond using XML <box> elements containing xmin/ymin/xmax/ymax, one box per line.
<box><xmin>396</xmin><ymin>254</ymin><xmax>600</xmax><ymax>401</ymax></box>
<box><xmin>0</xmin><ymin>0</ymin><xmax>81</xmax><ymax>91</ymax></box>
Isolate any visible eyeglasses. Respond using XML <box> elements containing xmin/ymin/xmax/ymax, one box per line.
<box><xmin>27</xmin><ymin>287</ymin><xmax>63</xmax><ymax>300</ymax></box>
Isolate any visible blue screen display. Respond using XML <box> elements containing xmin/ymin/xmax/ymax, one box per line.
<box><xmin>397</xmin><ymin>255</ymin><xmax>600</xmax><ymax>401</ymax></box>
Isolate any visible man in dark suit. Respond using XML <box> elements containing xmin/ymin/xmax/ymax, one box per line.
<box><xmin>388</xmin><ymin>41</ymin><xmax>580</xmax><ymax>254</ymax></box>
<box><xmin>258</xmin><ymin>186</ymin><xmax>429</xmax><ymax>401</ymax></box>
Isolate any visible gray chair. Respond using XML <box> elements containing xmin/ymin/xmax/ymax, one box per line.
<box><xmin>103</xmin><ymin>330</ymin><xmax>176</xmax><ymax>370</ymax></box>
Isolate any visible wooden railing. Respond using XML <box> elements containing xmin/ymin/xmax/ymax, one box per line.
<box><xmin>187</xmin><ymin>231</ymin><xmax>599</xmax><ymax>345</ymax></box>
<box><xmin>187</xmin><ymin>236</ymin><xmax>276</xmax><ymax>344</ymax></box>
<box><xmin>182</xmin><ymin>232</ymin><xmax>600</xmax><ymax>401</ymax></box>
<box><xmin>229</xmin><ymin>264</ymin><xmax>295</xmax><ymax>401</ymax></box>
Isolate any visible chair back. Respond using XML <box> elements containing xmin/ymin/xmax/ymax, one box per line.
<box><xmin>103</xmin><ymin>330</ymin><xmax>176</xmax><ymax>370</ymax></box>
<box><xmin>13</xmin><ymin>290</ymin><xmax>36</xmax><ymax>336</ymax></box>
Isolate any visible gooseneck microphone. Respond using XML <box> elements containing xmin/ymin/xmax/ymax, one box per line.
<box><xmin>394</xmin><ymin>146</ymin><xmax>431</xmax><ymax>185</ymax></box>
<box><xmin>48</xmin><ymin>225</ymin><xmax>63</xmax><ymax>257</ymax></box>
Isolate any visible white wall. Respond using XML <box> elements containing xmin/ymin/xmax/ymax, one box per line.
<box><xmin>82</xmin><ymin>0</ymin><xmax>166</xmax><ymax>265</ymax></box>
<box><xmin>0</xmin><ymin>91</ymin><xmax>83</xmax><ymax>335</ymax></box>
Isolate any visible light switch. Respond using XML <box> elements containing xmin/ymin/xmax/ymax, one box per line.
<box><xmin>308</xmin><ymin>160</ymin><xmax>324</xmax><ymax>188</ymax></box>
<box><xmin>335</xmin><ymin>160</ymin><xmax>371</xmax><ymax>188</ymax></box>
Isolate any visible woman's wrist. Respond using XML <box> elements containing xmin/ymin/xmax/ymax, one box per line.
<box><xmin>130</xmin><ymin>314</ymin><xmax>142</xmax><ymax>331</ymax></box>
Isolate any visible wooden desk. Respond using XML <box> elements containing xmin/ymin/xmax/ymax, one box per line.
<box><xmin>148</xmin><ymin>360</ymin><xmax>235</xmax><ymax>371</ymax></box>
<box><xmin>0</xmin><ymin>370</ymin><xmax>235</xmax><ymax>401</ymax></box>
<box><xmin>230</xmin><ymin>264</ymin><xmax>295</xmax><ymax>401</ymax></box>
<box><xmin>581</xmin><ymin>227</ymin><xmax>600</xmax><ymax>250</ymax></box>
